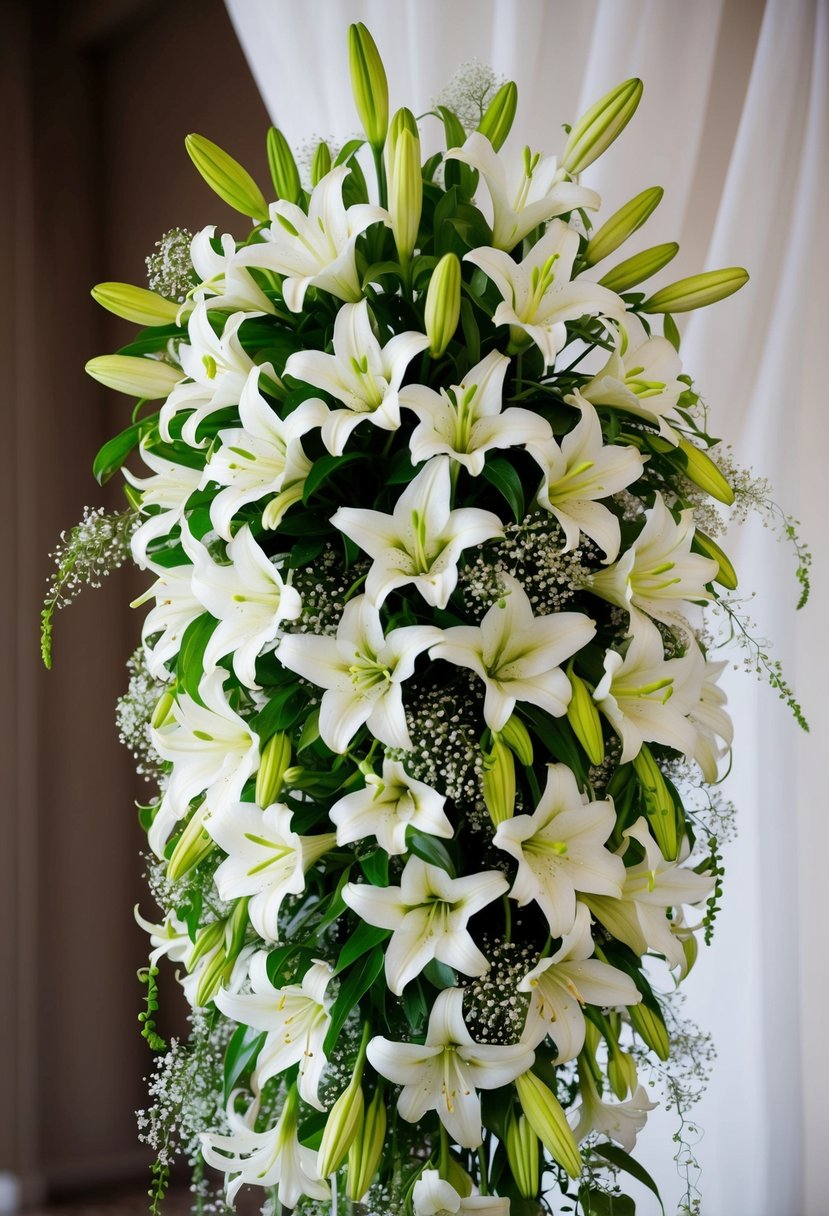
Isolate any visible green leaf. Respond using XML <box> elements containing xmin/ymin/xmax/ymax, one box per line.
<box><xmin>334</xmin><ymin>920</ymin><xmax>391</xmax><ymax>975</ymax></box>
<box><xmin>422</xmin><ymin>958</ymin><xmax>456</xmax><ymax>989</ymax></box>
<box><xmin>402</xmin><ymin>979</ymin><xmax>428</xmax><ymax>1032</ymax></box>
<box><xmin>223</xmin><ymin>1024</ymin><xmax>266</xmax><ymax>1104</ymax></box>
<box><xmin>176</xmin><ymin>614</ymin><xmax>218</xmax><ymax>704</ymax></box>
<box><xmin>323</xmin><ymin>948</ymin><xmax>385</xmax><ymax>1054</ymax></box>
<box><xmin>249</xmin><ymin>683</ymin><xmax>308</xmax><ymax>740</ymax></box>
<box><xmin>459</xmin><ymin>299</ymin><xmax>480</xmax><ymax>365</ymax></box>
<box><xmin>359</xmin><ymin>849</ymin><xmax>389</xmax><ymax>885</ymax></box>
<box><xmin>302</xmin><ymin>452</ymin><xmax>366</xmax><ymax>504</ymax></box>
<box><xmin>593</xmin><ymin>1145</ymin><xmax>664</xmax><ymax>1214</ymax></box>
<box><xmin>93</xmin><ymin>418</ymin><xmax>156</xmax><ymax>484</ymax></box>
<box><xmin>578</xmin><ymin>1187</ymin><xmax>635</xmax><ymax>1216</ymax></box>
<box><xmin>520</xmin><ymin>705</ymin><xmax>588</xmax><ymax>783</ymax></box>
<box><xmin>663</xmin><ymin>312</ymin><xmax>681</xmax><ymax>352</ymax></box>
<box><xmin>387</xmin><ymin>448</ymin><xmax>419</xmax><ymax>485</ymax></box>
<box><xmin>482</xmin><ymin>457</ymin><xmax>525</xmax><ymax>523</ymax></box>
<box><xmin>407</xmin><ymin>828</ymin><xmax>456</xmax><ymax>876</ymax></box>
<box><xmin>117</xmin><ymin>324</ymin><xmax>184</xmax><ymax>357</ymax></box>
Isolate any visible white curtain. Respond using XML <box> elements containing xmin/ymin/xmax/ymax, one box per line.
<box><xmin>224</xmin><ymin>3</ymin><xmax>828</xmax><ymax>1213</ymax></box>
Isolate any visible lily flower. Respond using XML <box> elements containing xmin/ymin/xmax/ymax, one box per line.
<box><xmin>343</xmin><ymin>857</ymin><xmax>507</xmax><ymax>994</ymax></box>
<box><xmin>284</xmin><ymin>300</ymin><xmax>429</xmax><ymax>455</ymax></box>
<box><xmin>493</xmin><ymin>763</ymin><xmax>625</xmax><ymax>938</ymax></box>
<box><xmin>276</xmin><ymin>595</ymin><xmax>440</xmax><ymax>753</ymax></box>
<box><xmin>207</xmin><ymin>801</ymin><xmax>335</xmax><ymax>943</ymax></box>
<box><xmin>216</xmin><ymin>953</ymin><xmax>334</xmax><ymax>1109</ymax></box>
<box><xmin>190</xmin><ymin>225</ymin><xmax>275</xmax><ymax>315</ymax></box>
<box><xmin>235</xmin><ymin>165</ymin><xmax>388</xmax><ymax>312</ymax></box>
<box><xmin>149</xmin><ymin>669</ymin><xmax>260</xmax><ymax>856</ymax></box>
<box><xmin>181</xmin><ymin>524</ymin><xmax>301</xmax><ymax>688</ymax></box>
<box><xmin>332</xmin><ymin>456</ymin><xmax>503</xmax><ymax>609</ymax></box>
<box><xmin>580</xmin><ymin>324</ymin><xmax>685</xmax><ymax>442</ymax></box>
<box><xmin>465</xmin><ymin>220</ymin><xmax>626</xmax><ymax>368</ymax></box>
<box><xmin>367</xmin><ymin>987</ymin><xmax>534</xmax><ymax>1148</ymax></box>
<box><xmin>203</xmin><ymin>367</ymin><xmax>327</xmax><ymax>540</ymax></box>
<box><xmin>328</xmin><ymin>757</ymin><xmax>453</xmax><ymax>854</ymax></box>
<box><xmin>689</xmin><ymin>656</ymin><xmax>734</xmax><ymax>782</ymax></box>
<box><xmin>401</xmin><ymin>350</ymin><xmax>551</xmax><ymax>475</ymax></box>
<box><xmin>571</xmin><ymin>1067</ymin><xmax>657</xmax><ymax>1152</ymax></box>
<box><xmin>134</xmin><ymin>907</ymin><xmax>192</xmax><ymax>968</ymax></box>
<box><xmin>528</xmin><ymin>397</ymin><xmax>645</xmax><ymax>563</ymax></box>
<box><xmin>124</xmin><ymin>444</ymin><xmax>202</xmax><ymax>569</ymax></box>
<box><xmin>413</xmin><ymin>1170</ymin><xmax>510</xmax><ymax>1214</ymax></box>
<box><xmin>588</xmin><ymin>492</ymin><xmax>719</xmax><ymax>625</ymax></box>
<box><xmin>201</xmin><ymin>1086</ymin><xmax>330</xmax><ymax>1207</ymax></box>
<box><xmin>134</xmin><ymin>558</ymin><xmax>203</xmax><ymax>679</ymax></box>
<box><xmin>445</xmin><ymin>133</ymin><xmax>600</xmax><ymax>251</ymax></box>
<box><xmin>518</xmin><ymin>904</ymin><xmax>640</xmax><ymax>1061</ymax></box>
<box><xmin>430</xmin><ymin>574</ymin><xmax>595</xmax><ymax>731</ymax></box>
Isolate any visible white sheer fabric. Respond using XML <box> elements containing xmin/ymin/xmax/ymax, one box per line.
<box><xmin>224</xmin><ymin>3</ymin><xmax>827</xmax><ymax>1212</ymax></box>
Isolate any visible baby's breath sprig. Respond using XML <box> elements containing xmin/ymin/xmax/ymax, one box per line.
<box><xmin>146</xmin><ymin>227</ymin><xmax>195</xmax><ymax>302</ymax></box>
<box><xmin>715</xmin><ymin>595</ymin><xmax>809</xmax><ymax>731</ymax></box>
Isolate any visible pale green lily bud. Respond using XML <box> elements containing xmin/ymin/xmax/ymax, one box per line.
<box><xmin>387</xmin><ymin>106</ymin><xmax>419</xmax><ymax>162</ymax></box>
<box><xmin>506</xmin><ymin>1111</ymin><xmax>540</xmax><ymax>1199</ymax></box>
<box><xmin>482</xmin><ymin>737</ymin><xmax>516</xmax><ymax>826</ymax></box>
<box><xmin>676</xmin><ymin>438</ymin><xmax>735</xmax><ymax>505</ymax></box>
<box><xmin>515</xmin><ymin>1070</ymin><xmax>582</xmax><ymax>1179</ymax></box>
<box><xmin>478</xmin><ymin>80</ymin><xmax>518</xmax><ymax>151</ymax></box>
<box><xmin>319</xmin><ymin>1076</ymin><xmax>365</xmax><ymax>1177</ymax></box>
<box><xmin>584</xmin><ymin>187</ymin><xmax>663</xmax><ymax>266</ymax></box>
<box><xmin>224</xmin><ymin>895</ymin><xmax>250</xmax><ymax>960</ymax></box>
<box><xmin>311</xmin><ymin>140</ymin><xmax>332</xmax><ymax>186</ymax></box>
<box><xmin>255</xmin><ymin>733</ymin><xmax>292</xmax><ymax>808</ymax></box>
<box><xmin>185</xmin><ymin>133</ymin><xmax>269</xmax><ymax>221</ymax></box>
<box><xmin>424</xmin><ymin>253</ymin><xmax>461</xmax><ymax>357</ymax></box>
<box><xmin>632</xmin><ymin>744</ymin><xmax>679</xmax><ymax>861</ymax></box>
<box><xmin>348</xmin><ymin>23</ymin><xmax>388</xmax><ymax>150</ymax></box>
<box><xmin>188</xmin><ymin>918</ymin><xmax>224</xmax><ymax>970</ymax></box>
<box><xmin>641</xmin><ymin>267</ymin><xmax>749</xmax><ymax>313</ymax></box>
<box><xmin>151</xmin><ymin>689</ymin><xmax>175</xmax><ymax>730</ymax></box>
<box><xmin>194</xmin><ymin>948</ymin><xmax>233</xmax><ymax>1009</ymax></box>
<box><xmin>498</xmin><ymin>714</ymin><xmax>534</xmax><ymax>767</ymax></box>
<box><xmin>608</xmin><ymin>1048</ymin><xmax>638</xmax><ymax>1100</ymax></box>
<box><xmin>346</xmin><ymin>1086</ymin><xmax>386</xmax><ymax>1201</ymax></box>
<box><xmin>85</xmin><ymin>354</ymin><xmax>181</xmax><ymax>399</ymax></box>
<box><xmin>567</xmin><ymin>668</ymin><xmax>605</xmax><ymax>766</ymax></box>
<box><xmin>388</xmin><ymin>127</ymin><xmax>422</xmax><ymax>262</ymax></box>
<box><xmin>598</xmin><ymin>242</ymin><xmax>679</xmax><ymax>293</ymax></box>
<box><xmin>562</xmin><ymin>78</ymin><xmax>643</xmax><ymax>175</ymax></box>
<box><xmin>167</xmin><ymin>804</ymin><xmax>215</xmax><ymax>881</ymax></box>
<box><xmin>629</xmin><ymin>1001</ymin><xmax>670</xmax><ymax>1060</ymax></box>
<box><xmin>91</xmin><ymin>282</ymin><xmax>181</xmax><ymax>327</ymax></box>
<box><xmin>266</xmin><ymin>126</ymin><xmax>302</xmax><ymax>204</ymax></box>
<box><xmin>682</xmin><ymin>929</ymin><xmax>699</xmax><ymax>974</ymax></box>
<box><xmin>693</xmin><ymin>531</ymin><xmax>738</xmax><ymax>591</ymax></box>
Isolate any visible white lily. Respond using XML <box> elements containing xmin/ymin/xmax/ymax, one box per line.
<box><xmin>207</xmin><ymin>801</ymin><xmax>335</xmax><ymax>943</ymax></box>
<box><xmin>465</xmin><ymin>220</ymin><xmax>626</xmax><ymax>368</ymax></box>
<box><xmin>333</xmin><ymin>457</ymin><xmax>503</xmax><ymax>609</ymax></box>
<box><xmin>689</xmin><ymin>656</ymin><xmax>733</xmax><ymax>782</ymax></box>
<box><xmin>201</xmin><ymin>1086</ymin><xmax>329</xmax><ymax>1207</ymax></box>
<box><xmin>528</xmin><ymin>396</ymin><xmax>645</xmax><ymax>563</ymax></box>
<box><xmin>400</xmin><ymin>350</ymin><xmax>551</xmax><ymax>475</ymax></box>
<box><xmin>592</xmin><ymin>611</ymin><xmax>701</xmax><ymax>764</ymax></box>
<box><xmin>134</xmin><ymin>907</ymin><xmax>191</xmax><ymax>968</ymax></box>
<box><xmin>180</xmin><ymin>523</ymin><xmax>301</xmax><ymax>688</ymax></box>
<box><xmin>216</xmin><ymin>953</ymin><xmax>334</xmax><ymax>1109</ymax></box>
<box><xmin>284</xmin><ymin>299</ymin><xmax>429</xmax><ymax>455</ymax></box>
<box><xmin>367</xmin><ymin>987</ymin><xmax>534</xmax><ymax>1148</ymax></box>
<box><xmin>571</xmin><ymin>1069</ymin><xmax>657</xmax><ymax>1153</ymax></box>
<box><xmin>124</xmin><ymin>444</ymin><xmax>202</xmax><ymax>569</ymax></box>
<box><xmin>149</xmin><ymin>669</ymin><xmax>260</xmax><ymax>856</ymax></box>
<box><xmin>588</xmin><ymin>492</ymin><xmax>719</xmax><ymax>625</ymax></box>
<box><xmin>430</xmin><ymin>574</ymin><xmax>595</xmax><ymax>731</ymax></box>
<box><xmin>343</xmin><ymin>857</ymin><xmax>507</xmax><ymax>994</ymax></box>
<box><xmin>190</xmin><ymin>225</ymin><xmax>275</xmax><ymax>314</ymax></box>
<box><xmin>413</xmin><ymin>1170</ymin><xmax>510</xmax><ymax>1215</ymax></box>
<box><xmin>446</xmin><ymin>133</ymin><xmax>600</xmax><ymax>251</ymax></box>
<box><xmin>235</xmin><ymin>165</ymin><xmax>388</xmax><ymax>312</ymax></box>
<box><xmin>329</xmin><ymin>758</ymin><xmax>453</xmax><ymax>855</ymax></box>
<box><xmin>493</xmin><ymin>763</ymin><xmax>624</xmax><ymax>938</ymax></box>
<box><xmin>134</xmin><ymin>559</ymin><xmax>203</xmax><ymax>679</ymax></box>
<box><xmin>277</xmin><ymin>595</ymin><xmax>440</xmax><ymax>753</ymax></box>
<box><xmin>203</xmin><ymin>367</ymin><xmax>327</xmax><ymax>540</ymax></box>
<box><xmin>580</xmin><ymin>324</ymin><xmax>685</xmax><ymax>442</ymax></box>
<box><xmin>518</xmin><ymin>904</ymin><xmax>640</xmax><ymax>1061</ymax></box>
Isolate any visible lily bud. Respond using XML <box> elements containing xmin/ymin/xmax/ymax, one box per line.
<box><xmin>692</xmin><ymin>531</ymin><xmax>738</xmax><ymax>591</ymax></box>
<box><xmin>151</xmin><ymin>689</ymin><xmax>175</xmax><ymax>730</ymax></box>
<box><xmin>562</xmin><ymin>78</ymin><xmax>643</xmax><ymax>175</ymax></box>
<box><xmin>584</xmin><ymin>187</ymin><xmax>663</xmax><ymax>266</ymax></box>
<box><xmin>598</xmin><ymin>242</ymin><xmax>679</xmax><ymax>293</ymax></box>
<box><xmin>388</xmin><ymin>127</ymin><xmax>422</xmax><ymax>261</ymax></box>
<box><xmin>194</xmin><ymin>944</ymin><xmax>233</xmax><ymax>1009</ymax></box>
<box><xmin>478</xmin><ymin>80</ymin><xmax>518</xmax><ymax>151</ymax></box>
<box><xmin>348</xmin><ymin>23</ymin><xmax>388</xmax><ymax>150</ymax></box>
<box><xmin>641</xmin><ymin>267</ymin><xmax>749</xmax><ymax>313</ymax></box>
<box><xmin>224</xmin><ymin>895</ymin><xmax>250</xmax><ymax>960</ymax></box>
<box><xmin>682</xmin><ymin>929</ymin><xmax>699</xmax><ymax>975</ymax></box>
<box><xmin>266</xmin><ymin>127</ymin><xmax>302</xmax><ymax>204</ymax></box>
<box><xmin>516</xmin><ymin>1070</ymin><xmax>582</xmax><ymax>1179</ymax></box>
<box><xmin>318</xmin><ymin>1077</ymin><xmax>365</xmax><ymax>1177</ymax></box>
<box><xmin>675</xmin><ymin>438</ymin><xmax>735</xmax><ymax>505</ymax></box>
<box><xmin>85</xmin><ymin>354</ymin><xmax>181</xmax><ymax>399</ymax></box>
<box><xmin>167</xmin><ymin>804</ymin><xmax>215</xmax><ymax>881</ymax></box>
<box><xmin>424</xmin><ymin>253</ymin><xmax>461</xmax><ymax>357</ymax></box>
<box><xmin>185</xmin><ymin>133</ymin><xmax>269</xmax><ymax>221</ymax></box>
<box><xmin>498</xmin><ymin>714</ymin><xmax>534</xmax><ymax>767</ymax></box>
<box><xmin>629</xmin><ymin>1001</ymin><xmax>670</xmax><ymax>1060</ymax></box>
<box><xmin>346</xmin><ymin>1087</ymin><xmax>386</xmax><ymax>1201</ymax></box>
<box><xmin>567</xmin><ymin>668</ymin><xmax>605</xmax><ymax>765</ymax></box>
<box><xmin>482</xmin><ymin>737</ymin><xmax>516</xmax><ymax>826</ymax></box>
<box><xmin>608</xmin><ymin>1048</ymin><xmax>638</xmax><ymax>1100</ymax></box>
<box><xmin>311</xmin><ymin>140</ymin><xmax>332</xmax><ymax>186</ymax></box>
<box><xmin>91</xmin><ymin>282</ymin><xmax>181</xmax><ymax>327</ymax></box>
<box><xmin>632</xmin><ymin>744</ymin><xmax>679</xmax><ymax>861</ymax></box>
<box><xmin>506</xmin><ymin>1111</ymin><xmax>540</xmax><ymax>1199</ymax></box>
<box><xmin>386</xmin><ymin>106</ymin><xmax>419</xmax><ymax>161</ymax></box>
<box><xmin>255</xmin><ymin>733</ymin><xmax>292</xmax><ymax>808</ymax></box>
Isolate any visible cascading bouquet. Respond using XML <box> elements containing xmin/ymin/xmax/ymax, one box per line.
<box><xmin>43</xmin><ymin>22</ymin><xmax>810</xmax><ymax>1216</ymax></box>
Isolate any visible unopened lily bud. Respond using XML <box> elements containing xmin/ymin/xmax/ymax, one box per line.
<box><xmin>388</xmin><ymin>127</ymin><xmax>422</xmax><ymax>261</ymax></box>
<box><xmin>567</xmin><ymin>668</ymin><xmax>605</xmax><ymax>765</ymax></box>
<box><xmin>608</xmin><ymin>1048</ymin><xmax>638</xmax><ymax>1100</ymax></box>
<box><xmin>692</xmin><ymin>531</ymin><xmax>738</xmax><ymax>591</ymax></box>
<box><xmin>185</xmin><ymin>133</ymin><xmax>269</xmax><ymax>221</ymax></box>
<box><xmin>682</xmin><ymin>929</ymin><xmax>699</xmax><ymax>974</ymax></box>
<box><xmin>675</xmin><ymin>438</ymin><xmax>735</xmax><ymax>505</ymax></box>
<box><xmin>348</xmin><ymin>23</ymin><xmax>388</xmax><ymax>150</ymax></box>
<box><xmin>311</xmin><ymin>140</ymin><xmax>332</xmax><ymax>186</ymax></box>
<box><xmin>194</xmin><ymin>944</ymin><xmax>232</xmax><ymax>1009</ymax></box>
<box><xmin>632</xmin><ymin>744</ymin><xmax>679</xmax><ymax>860</ymax></box>
<box><xmin>598</xmin><ymin>242</ymin><xmax>679</xmax><ymax>293</ymax></box>
<box><xmin>266</xmin><ymin>126</ymin><xmax>302</xmax><ymax>204</ymax></box>
<box><xmin>516</xmin><ymin>1070</ymin><xmax>582</xmax><ymax>1179</ymax></box>
<box><xmin>188</xmin><ymin>918</ymin><xmax>224</xmax><ymax>970</ymax></box>
<box><xmin>319</xmin><ymin>1077</ymin><xmax>365</xmax><ymax>1177</ymax></box>
<box><xmin>498</xmin><ymin>715</ymin><xmax>534</xmax><ymax>766</ymax></box>
<box><xmin>86</xmin><ymin>354</ymin><xmax>181</xmax><ymax>399</ymax></box>
<box><xmin>424</xmin><ymin>253</ymin><xmax>461</xmax><ymax>357</ymax></box>
<box><xmin>482</xmin><ymin>737</ymin><xmax>516</xmax><ymax>826</ymax></box>
<box><xmin>506</xmin><ymin>1112</ymin><xmax>540</xmax><ymax>1199</ymax></box>
<box><xmin>641</xmin><ymin>267</ymin><xmax>749</xmax><ymax>314</ymax></box>
<box><xmin>386</xmin><ymin>106</ymin><xmax>419</xmax><ymax>163</ymax></box>
<box><xmin>562</xmin><ymin>78</ymin><xmax>643</xmax><ymax>175</ymax></box>
<box><xmin>629</xmin><ymin>1001</ymin><xmax>670</xmax><ymax>1060</ymax></box>
<box><xmin>91</xmin><ymin>282</ymin><xmax>181</xmax><ymax>326</ymax></box>
<box><xmin>224</xmin><ymin>896</ymin><xmax>250</xmax><ymax>960</ymax></box>
<box><xmin>151</xmin><ymin>689</ymin><xmax>175</xmax><ymax>730</ymax></box>
<box><xmin>584</xmin><ymin>187</ymin><xmax>663</xmax><ymax>266</ymax></box>
<box><xmin>167</xmin><ymin>804</ymin><xmax>214</xmax><ymax>881</ymax></box>
<box><xmin>346</xmin><ymin>1086</ymin><xmax>386</xmax><ymax>1201</ymax></box>
<box><xmin>256</xmin><ymin>733</ymin><xmax>292</xmax><ymax>808</ymax></box>
<box><xmin>478</xmin><ymin>80</ymin><xmax>518</xmax><ymax>151</ymax></box>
